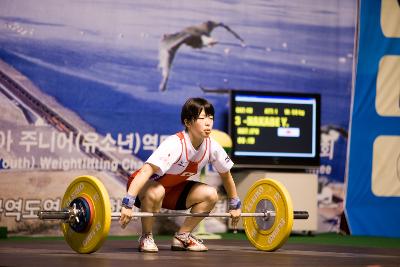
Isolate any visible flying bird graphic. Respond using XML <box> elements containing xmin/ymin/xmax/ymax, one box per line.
<box><xmin>158</xmin><ymin>20</ymin><xmax>246</xmax><ymax>91</ymax></box>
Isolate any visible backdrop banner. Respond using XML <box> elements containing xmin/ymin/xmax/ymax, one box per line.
<box><xmin>346</xmin><ymin>0</ymin><xmax>400</xmax><ymax>237</ymax></box>
<box><xmin>0</xmin><ymin>0</ymin><xmax>356</xmax><ymax>234</ymax></box>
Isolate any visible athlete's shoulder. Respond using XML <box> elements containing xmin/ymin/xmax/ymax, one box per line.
<box><xmin>160</xmin><ymin>132</ymin><xmax>182</xmax><ymax>146</ymax></box>
<box><xmin>208</xmin><ymin>135</ymin><xmax>224</xmax><ymax>150</ymax></box>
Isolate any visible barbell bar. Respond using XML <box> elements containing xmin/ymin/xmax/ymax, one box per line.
<box><xmin>36</xmin><ymin>175</ymin><xmax>309</xmax><ymax>253</ymax></box>
<box><xmin>38</xmin><ymin>210</ymin><xmax>309</xmax><ymax>220</ymax></box>
<box><xmin>111</xmin><ymin>211</ymin><xmax>309</xmax><ymax>219</ymax></box>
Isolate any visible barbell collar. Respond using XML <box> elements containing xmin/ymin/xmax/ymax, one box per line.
<box><xmin>37</xmin><ymin>205</ymin><xmax>83</xmax><ymax>224</ymax></box>
<box><xmin>294</xmin><ymin>211</ymin><xmax>309</xmax><ymax>219</ymax></box>
<box><xmin>38</xmin><ymin>210</ymin><xmax>69</xmax><ymax>220</ymax></box>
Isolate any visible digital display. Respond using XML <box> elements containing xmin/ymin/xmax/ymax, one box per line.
<box><xmin>230</xmin><ymin>91</ymin><xmax>320</xmax><ymax>168</ymax></box>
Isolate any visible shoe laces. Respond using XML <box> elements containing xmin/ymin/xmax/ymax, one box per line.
<box><xmin>139</xmin><ymin>233</ymin><xmax>155</xmax><ymax>245</ymax></box>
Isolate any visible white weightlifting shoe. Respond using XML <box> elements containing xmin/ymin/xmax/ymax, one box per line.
<box><xmin>171</xmin><ymin>232</ymin><xmax>208</xmax><ymax>252</ymax></box>
<box><xmin>138</xmin><ymin>233</ymin><xmax>158</xmax><ymax>252</ymax></box>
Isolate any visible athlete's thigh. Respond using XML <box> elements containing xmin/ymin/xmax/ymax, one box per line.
<box><xmin>138</xmin><ymin>179</ymin><xmax>165</xmax><ymax>200</ymax></box>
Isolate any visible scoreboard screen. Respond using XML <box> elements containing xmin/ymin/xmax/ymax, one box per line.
<box><xmin>229</xmin><ymin>90</ymin><xmax>320</xmax><ymax>168</ymax></box>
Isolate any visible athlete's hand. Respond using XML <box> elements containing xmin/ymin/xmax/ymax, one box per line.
<box><xmin>229</xmin><ymin>208</ymin><xmax>241</xmax><ymax>230</ymax></box>
<box><xmin>119</xmin><ymin>207</ymin><xmax>133</xmax><ymax>229</ymax></box>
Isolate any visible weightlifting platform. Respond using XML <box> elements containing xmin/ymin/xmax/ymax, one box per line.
<box><xmin>1</xmin><ymin>236</ymin><xmax>399</xmax><ymax>267</ymax></box>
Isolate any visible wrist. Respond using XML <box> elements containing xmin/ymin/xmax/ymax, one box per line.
<box><xmin>228</xmin><ymin>196</ymin><xmax>241</xmax><ymax>210</ymax></box>
<box><xmin>122</xmin><ymin>194</ymin><xmax>137</xmax><ymax>209</ymax></box>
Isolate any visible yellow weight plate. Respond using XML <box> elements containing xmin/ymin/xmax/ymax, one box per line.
<box><xmin>61</xmin><ymin>175</ymin><xmax>111</xmax><ymax>254</ymax></box>
<box><xmin>243</xmin><ymin>178</ymin><xmax>294</xmax><ymax>251</ymax></box>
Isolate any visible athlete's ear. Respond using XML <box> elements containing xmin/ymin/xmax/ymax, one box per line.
<box><xmin>184</xmin><ymin>119</ymin><xmax>191</xmax><ymax>129</ymax></box>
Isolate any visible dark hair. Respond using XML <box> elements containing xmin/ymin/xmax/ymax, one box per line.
<box><xmin>181</xmin><ymin>98</ymin><xmax>214</xmax><ymax>128</ymax></box>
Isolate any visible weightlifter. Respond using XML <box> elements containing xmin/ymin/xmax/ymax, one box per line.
<box><xmin>119</xmin><ymin>97</ymin><xmax>241</xmax><ymax>252</ymax></box>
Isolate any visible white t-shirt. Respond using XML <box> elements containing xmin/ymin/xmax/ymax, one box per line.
<box><xmin>146</xmin><ymin>131</ymin><xmax>233</xmax><ymax>180</ymax></box>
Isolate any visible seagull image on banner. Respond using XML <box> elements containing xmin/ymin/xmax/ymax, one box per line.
<box><xmin>158</xmin><ymin>20</ymin><xmax>246</xmax><ymax>91</ymax></box>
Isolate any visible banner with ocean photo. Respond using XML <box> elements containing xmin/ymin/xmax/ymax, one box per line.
<box><xmin>0</xmin><ymin>0</ymin><xmax>356</xmax><ymax>235</ymax></box>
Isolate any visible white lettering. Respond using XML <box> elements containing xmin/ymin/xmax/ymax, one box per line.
<box><xmin>121</xmin><ymin>158</ymin><xmax>142</xmax><ymax>171</ymax></box>
<box><xmin>244</xmin><ymin>186</ymin><xmax>265</xmax><ymax>212</ymax></box>
<box><xmin>83</xmin><ymin>221</ymin><xmax>102</xmax><ymax>247</ymax></box>
<box><xmin>1</xmin><ymin>157</ymin><xmax>35</xmax><ymax>169</ymax></box>
<box><xmin>39</xmin><ymin>157</ymin><xmax>119</xmax><ymax>172</ymax></box>
<box><xmin>268</xmin><ymin>218</ymin><xmax>286</xmax><ymax>244</ymax></box>
<box><xmin>181</xmin><ymin>171</ymin><xmax>196</xmax><ymax>177</ymax></box>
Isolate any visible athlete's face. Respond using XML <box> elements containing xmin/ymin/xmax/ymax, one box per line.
<box><xmin>187</xmin><ymin>109</ymin><xmax>214</xmax><ymax>139</ymax></box>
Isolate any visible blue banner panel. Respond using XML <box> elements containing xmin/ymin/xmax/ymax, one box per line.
<box><xmin>346</xmin><ymin>0</ymin><xmax>400</xmax><ymax>237</ymax></box>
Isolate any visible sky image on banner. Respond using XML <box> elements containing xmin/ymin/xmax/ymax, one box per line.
<box><xmin>0</xmin><ymin>0</ymin><xmax>356</xmax><ymax>233</ymax></box>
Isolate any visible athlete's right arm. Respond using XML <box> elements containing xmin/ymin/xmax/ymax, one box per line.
<box><xmin>119</xmin><ymin>163</ymin><xmax>159</xmax><ymax>228</ymax></box>
<box><xmin>127</xmin><ymin>163</ymin><xmax>158</xmax><ymax>196</ymax></box>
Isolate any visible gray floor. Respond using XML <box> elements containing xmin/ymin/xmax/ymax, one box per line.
<box><xmin>1</xmin><ymin>239</ymin><xmax>400</xmax><ymax>267</ymax></box>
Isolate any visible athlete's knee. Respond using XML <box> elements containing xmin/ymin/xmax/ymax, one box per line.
<box><xmin>203</xmin><ymin>186</ymin><xmax>218</xmax><ymax>204</ymax></box>
<box><xmin>142</xmin><ymin>185</ymin><xmax>165</xmax><ymax>204</ymax></box>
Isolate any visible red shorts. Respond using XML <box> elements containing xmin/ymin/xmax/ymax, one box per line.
<box><xmin>127</xmin><ymin>174</ymin><xmax>197</xmax><ymax>210</ymax></box>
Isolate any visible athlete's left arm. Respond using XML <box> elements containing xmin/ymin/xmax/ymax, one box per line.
<box><xmin>219</xmin><ymin>170</ymin><xmax>238</xmax><ymax>199</ymax></box>
<box><xmin>219</xmin><ymin>170</ymin><xmax>241</xmax><ymax>227</ymax></box>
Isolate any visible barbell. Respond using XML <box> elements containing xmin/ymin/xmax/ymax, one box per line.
<box><xmin>36</xmin><ymin>175</ymin><xmax>309</xmax><ymax>253</ymax></box>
